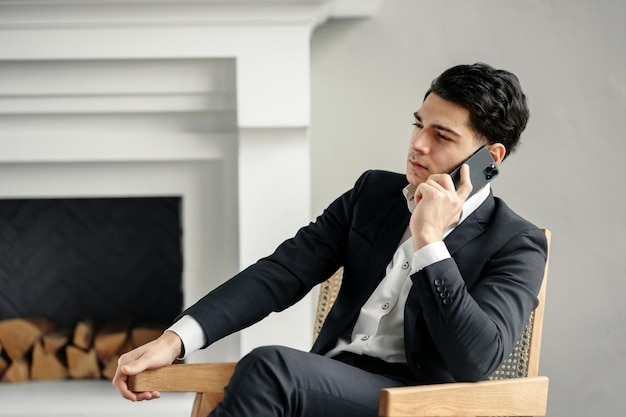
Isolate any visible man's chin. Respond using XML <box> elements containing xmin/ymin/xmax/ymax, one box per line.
<box><xmin>405</xmin><ymin>171</ymin><xmax>423</xmax><ymax>187</ymax></box>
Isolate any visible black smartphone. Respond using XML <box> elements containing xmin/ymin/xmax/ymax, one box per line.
<box><xmin>449</xmin><ymin>146</ymin><xmax>499</xmax><ymax>198</ymax></box>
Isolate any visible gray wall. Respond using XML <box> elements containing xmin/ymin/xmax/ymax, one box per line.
<box><xmin>310</xmin><ymin>1</ymin><xmax>625</xmax><ymax>416</ymax></box>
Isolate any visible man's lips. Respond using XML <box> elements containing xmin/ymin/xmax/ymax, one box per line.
<box><xmin>408</xmin><ymin>159</ymin><xmax>428</xmax><ymax>171</ymax></box>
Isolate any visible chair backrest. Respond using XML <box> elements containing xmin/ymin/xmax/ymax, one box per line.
<box><xmin>313</xmin><ymin>228</ymin><xmax>551</xmax><ymax>380</ymax></box>
<box><xmin>313</xmin><ymin>268</ymin><xmax>343</xmax><ymax>342</ymax></box>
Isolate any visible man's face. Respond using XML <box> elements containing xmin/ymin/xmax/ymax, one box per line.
<box><xmin>406</xmin><ymin>93</ymin><xmax>482</xmax><ymax>187</ymax></box>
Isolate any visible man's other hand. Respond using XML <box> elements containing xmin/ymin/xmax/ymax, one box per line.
<box><xmin>112</xmin><ymin>330</ymin><xmax>182</xmax><ymax>402</ymax></box>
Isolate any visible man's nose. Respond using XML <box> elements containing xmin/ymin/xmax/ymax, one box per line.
<box><xmin>410</xmin><ymin>130</ymin><xmax>431</xmax><ymax>153</ymax></box>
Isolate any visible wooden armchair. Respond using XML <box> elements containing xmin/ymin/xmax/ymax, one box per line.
<box><xmin>129</xmin><ymin>229</ymin><xmax>551</xmax><ymax>417</ymax></box>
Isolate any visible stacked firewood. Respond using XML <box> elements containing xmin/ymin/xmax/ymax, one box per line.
<box><xmin>0</xmin><ymin>318</ymin><xmax>165</xmax><ymax>383</ymax></box>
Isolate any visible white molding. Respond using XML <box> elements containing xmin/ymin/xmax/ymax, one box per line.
<box><xmin>0</xmin><ymin>0</ymin><xmax>383</xmax><ymax>29</ymax></box>
<box><xmin>0</xmin><ymin>132</ymin><xmax>232</xmax><ymax>163</ymax></box>
<box><xmin>0</xmin><ymin>92</ymin><xmax>236</xmax><ymax>114</ymax></box>
<box><xmin>327</xmin><ymin>0</ymin><xmax>384</xmax><ymax>18</ymax></box>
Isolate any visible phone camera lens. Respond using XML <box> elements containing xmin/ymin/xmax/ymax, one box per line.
<box><xmin>484</xmin><ymin>164</ymin><xmax>498</xmax><ymax>178</ymax></box>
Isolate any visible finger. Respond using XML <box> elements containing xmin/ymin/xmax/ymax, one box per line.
<box><xmin>412</xmin><ymin>185</ymin><xmax>423</xmax><ymax>205</ymax></box>
<box><xmin>113</xmin><ymin>363</ymin><xmax>162</xmax><ymax>401</ymax></box>
<box><xmin>424</xmin><ymin>174</ymin><xmax>452</xmax><ymax>190</ymax></box>
<box><xmin>456</xmin><ymin>164</ymin><xmax>473</xmax><ymax>200</ymax></box>
<box><xmin>113</xmin><ymin>352</ymin><xmax>154</xmax><ymax>400</ymax></box>
<box><xmin>135</xmin><ymin>391</ymin><xmax>162</xmax><ymax>401</ymax></box>
<box><xmin>416</xmin><ymin>177</ymin><xmax>448</xmax><ymax>202</ymax></box>
<box><xmin>112</xmin><ymin>370</ymin><xmax>139</xmax><ymax>401</ymax></box>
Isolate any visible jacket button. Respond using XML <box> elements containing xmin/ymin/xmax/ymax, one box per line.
<box><xmin>443</xmin><ymin>298</ymin><xmax>452</xmax><ymax>305</ymax></box>
<box><xmin>434</xmin><ymin>279</ymin><xmax>444</xmax><ymax>286</ymax></box>
<box><xmin>436</xmin><ymin>285</ymin><xmax>446</xmax><ymax>293</ymax></box>
<box><xmin>440</xmin><ymin>291</ymin><xmax>450</xmax><ymax>299</ymax></box>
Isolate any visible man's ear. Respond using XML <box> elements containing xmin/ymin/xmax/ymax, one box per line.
<box><xmin>487</xmin><ymin>143</ymin><xmax>506</xmax><ymax>165</ymax></box>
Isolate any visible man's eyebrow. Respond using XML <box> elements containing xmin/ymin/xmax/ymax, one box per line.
<box><xmin>413</xmin><ymin>111</ymin><xmax>461</xmax><ymax>137</ymax></box>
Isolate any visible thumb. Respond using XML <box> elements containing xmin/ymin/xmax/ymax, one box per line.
<box><xmin>121</xmin><ymin>361</ymin><xmax>142</xmax><ymax>376</ymax></box>
<box><xmin>119</xmin><ymin>351</ymin><xmax>152</xmax><ymax>376</ymax></box>
<box><xmin>456</xmin><ymin>164</ymin><xmax>473</xmax><ymax>201</ymax></box>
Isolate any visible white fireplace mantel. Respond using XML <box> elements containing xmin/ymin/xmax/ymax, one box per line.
<box><xmin>0</xmin><ymin>0</ymin><xmax>383</xmax><ymax>126</ymax></box>
<box><xmin>0</xmin><ymin>0</ymin><xmax>383</xmax><ymax>365</ymax></box>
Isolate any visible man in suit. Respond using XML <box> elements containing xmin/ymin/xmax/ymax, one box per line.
<box><xmin>113</xmin><ymin>63</ymin><xmax>548</xmax><ymax>416</ymax></box>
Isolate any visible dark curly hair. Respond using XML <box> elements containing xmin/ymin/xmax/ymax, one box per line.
<box><xmin>425</xmin><ymin>63</ymin><xmax>529</xmax><ymax>159</ymax></box>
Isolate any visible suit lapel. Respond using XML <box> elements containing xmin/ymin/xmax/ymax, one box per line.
<box><xmin>444</xmin><ymin>191</ymin><xmax>495</xmax><ymax>254</ymax></box>
<box><xmin>367</xmin><ymin>198</ymin><xmax>411</xmax><ymax>285</ymax></box>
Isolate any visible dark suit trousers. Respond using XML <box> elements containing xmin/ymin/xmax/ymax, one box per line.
<box><xmin>208</xmin><ymin>345</ymin><xmax>413</xmax><ymax>417</ymax></box>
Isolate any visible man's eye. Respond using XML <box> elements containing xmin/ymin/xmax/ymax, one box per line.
<box><xmin>438</xmin><ymin>133</ymin><xmax>452</xmax><ymax>141</ymax></box>
<box><xmin>412</xmin><ymin>122</ymin><xmax>423</xmax><ymax>128</ymax></box>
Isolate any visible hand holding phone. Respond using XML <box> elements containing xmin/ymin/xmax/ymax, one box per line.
<box><xmin>448</xmin><ymin>146</ymin><xmax>499</xmax><ymax>198</ymax></box>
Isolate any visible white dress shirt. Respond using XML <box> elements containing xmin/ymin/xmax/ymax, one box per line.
<box><xmin>168</xmin><ymin>184</ymin><xmax>491</xmax><ymax>361</ymax></box>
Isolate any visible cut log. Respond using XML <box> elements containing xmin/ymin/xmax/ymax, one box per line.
<box><xmin>43</xmin><ymin>328</ymin><xmax>70</xmax><ymax>354</ymax></box>
<box><xmin>0</xmin><ymin>355</ymin><xmax>7</xmax><ymax>377</ymax></box>
<box><xmin>119</xmin><ymin>338</ymin><xmax>133</xmax><ymax>356</ymax></box>
<box><xmin>1</xmin><ymin>358</ymin><xmax>29</xmax><ymax>383</ymax></box>
<box><xmin>0</xmin><ymin>318</ymin><xmax>57</xmax><ymax>360</ymax></box>
<box><xmin>0</xmin><ymin>318</ymin><xmax>175</xmax><ymax>382</ymax></box>
<box><xmin>66</xmin><ymin>345</ymin><xmax>101</xmax><ymax>379</ymax></box>
<box><xmin>131</xmin><ymin>326</ymin><xmax>164</xmax><ymax>348</ymax></box>
<box><xmin>94</xmin><ymin>320</ymin><xmax>130</xmax><ymax>365</ymax></box>
<box><xmin>72</xmin><ymin>319</ymin><xmax>96</xmax><ymax>350</ymax></box>
<box><xmin>101</xmin><ymin>337</ymin><xmax>133</xmax><ymax>380</ymax></box>
<box><xmin>31</xmin><ymin>341</ymin><xmax>68</xmax><ymax>381</ymax></box>
<box><xmin>101</xmin><ymin>356</ymin><xmax>118</xmax><ymax>380</ymax></box>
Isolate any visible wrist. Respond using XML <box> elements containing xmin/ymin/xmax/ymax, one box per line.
<box><xmin>412</xmin><ymin>229</ymin><xmax>442</xmax><ymax>250</ymax></box>
<box><xmin>162</xmin><ymin>330</ymin><xmax>184</xmax><ymax>360</ymax></box>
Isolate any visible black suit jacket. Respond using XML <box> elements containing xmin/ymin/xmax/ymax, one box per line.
<box><xmin>183</xmin><ymin>170</ymin><xmax>548</xmax><ymax>383</ymax></box>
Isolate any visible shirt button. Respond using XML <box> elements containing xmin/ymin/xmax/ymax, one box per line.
<box><xmin>402</xmin><ymin>261</ymin><xmax>410</xmax><ymax>270</ymax></box>
<box><xmin>382</xmin><ymin>302</ymin><xmax>390</xmax><ymax>310</ymax></box>
<box><xmin>361</xmin><ymin>335</ymin><xmax>370</xmax><ymax>341</ymax></box>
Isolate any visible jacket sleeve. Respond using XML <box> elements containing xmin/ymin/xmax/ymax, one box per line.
<box><xmin>179</xmin><ymin>171</ymin><xmax>374</xmax><ymax>348</ymax></box>
<box><xmin>405</xmin><ymin>226</ymin><xmax>548</xmax><ymax>381</ymax></box>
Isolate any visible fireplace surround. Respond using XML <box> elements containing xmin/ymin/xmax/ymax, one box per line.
<box><xmin>0</xmin><ymin>0</ymin><xmax>383</xmax><ymax>414</ymax></box>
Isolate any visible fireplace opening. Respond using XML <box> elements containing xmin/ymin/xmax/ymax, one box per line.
<box><xmin>0</xmin><ymin>196</ymin><xmax>183</xmax><ymax>327</ymax></box>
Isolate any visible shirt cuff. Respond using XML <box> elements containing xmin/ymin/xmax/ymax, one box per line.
<box><xmin>410</xmin><ymin>241</ymin><xmax>451</xmax><ymax>274</ymax></box>
<box><xmin>166</xmin><ymin>315</ymin><xmax>206</xmax><ymax>360</ymax></box>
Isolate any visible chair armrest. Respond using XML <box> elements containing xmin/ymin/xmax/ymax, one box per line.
<box><xmin>127</xmin><ymin>362</ymin><xmax>236</xmax><ymax>393</ymax></box>
<box><xmin>378</xmin><ymin>376</ymin><xmax>549</xmax><ymax>417</ymax></box>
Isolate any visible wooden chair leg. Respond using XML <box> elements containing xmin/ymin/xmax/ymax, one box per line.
<box><xmin>191</xmin><ymin>391</ymin><xmax>226</xmax><ymax>417</ymax></box>
<box><xmin>190</xmin><ymin>392</ymin><xmax>208</xmax><ymax>417</ymax></box>
<box><xmin>190</xmin><ymin>392</ymin><xmax>226</xmax><ymax>417</ymax></box>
